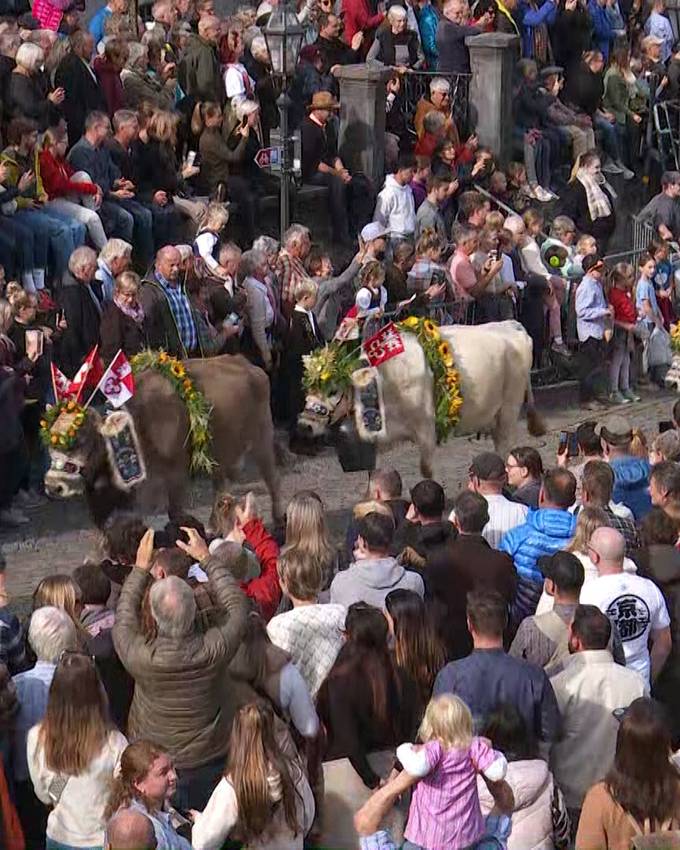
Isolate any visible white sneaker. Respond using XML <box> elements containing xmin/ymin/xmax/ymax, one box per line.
<box><xmin>0</xmin><ymin>507</ymin><xmax>30</xmax><ymax>526</ymax></box>
<box><xmin>619</xmin><ymin>163</ymin><xmax>635</xmax><ymax>180</ymax></box>
<box><xmin>532</xmin><ymin>185</ymin><xmax>553</xmax><ymax>202</ymax></box>
<box><xmin>602</xmin><ymin>159</ymin><xmax>624</xmax><ymax>174</ymax></box>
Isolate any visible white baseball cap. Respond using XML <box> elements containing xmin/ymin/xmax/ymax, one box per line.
<box><xmin>361</xmin><ymin>222</ymin><xmax>389</xmax><ymax>242</ymax></box>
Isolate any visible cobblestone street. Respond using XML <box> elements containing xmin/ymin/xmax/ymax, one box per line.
<box><xmin>2</xmin><ymin>389</ymin><xmax>677</xmax><ymax>602</ymax></box>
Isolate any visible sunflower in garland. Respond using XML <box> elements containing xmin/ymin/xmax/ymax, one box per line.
<box><xmin>423</xmin><ymin>319</ymin><xmax>439</xmax><ymax>340</ymax></box>
<box><xmin>438</xmin><ymin>341</ymin><xmax>454</xmax><ymax>368</ymax></box>
<box><xmin>171</xmin><ymin>361</ymin><xmax>186</xmax><ymax>379</ymax></box>
<box><xmin>672</xmin><ymin>324</ymin><xmax>680</xmax><ymax>354</ymax></box>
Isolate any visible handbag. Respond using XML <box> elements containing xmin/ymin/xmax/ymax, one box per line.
<box><xmin>47</xmin><ymin>774</ymin><xmax>70</xmax><ymax>806</ymax></box>
<box><xmin>624</xmin><ymin>807</ymin><xmax>680</xmax><ymax>849</ymax></box>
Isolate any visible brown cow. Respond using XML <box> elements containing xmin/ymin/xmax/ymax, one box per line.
<box><xmin>44</xmin><ymin>354</ymin><xmax>281</xmax><ymax>527</ymax></box>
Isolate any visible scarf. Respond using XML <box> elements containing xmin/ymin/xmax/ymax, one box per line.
<box><xmin>114</xmin><ymin>293</ymin><xmax>145</xmax><ymax>325</ymax></box>
<box><xmin>576</xmin><ymin>168</ymin><xmax>612</xmax><ymax>221</ymax></box>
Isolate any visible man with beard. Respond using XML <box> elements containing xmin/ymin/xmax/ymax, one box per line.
<box><xmin>549</xmin><ymin>605</ymin><xmax>647</xmax><ymax>822</ymax></box>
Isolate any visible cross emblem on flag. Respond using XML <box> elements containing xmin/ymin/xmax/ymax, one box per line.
<box><xmin>362</xmin><ymin>322</ymin><xmax>405</xmax><ymax>367</ymax></box>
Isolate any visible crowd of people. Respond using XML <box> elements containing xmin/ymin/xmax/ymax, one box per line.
<box><xmin>2</xmin><ymin>0</ymin><xmax>680</xmax><ymax>847</ymax></box>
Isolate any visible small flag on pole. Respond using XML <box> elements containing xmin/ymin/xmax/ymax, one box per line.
<box><xmin>99</xmin><ymin>350</ymin><xmax>135</xmax><ymax>409</ymax></box>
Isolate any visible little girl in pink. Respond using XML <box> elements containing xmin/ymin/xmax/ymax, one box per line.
<box><xmin>397</xmin><ymin>694</ymin><xmax>509</xmax><ymax>850</ymax></box>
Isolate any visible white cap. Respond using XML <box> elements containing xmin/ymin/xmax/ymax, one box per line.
<box><xmin>361</xmin><ymin>222</ymin><xmax>389</xmax><ymax>242</ymax></box>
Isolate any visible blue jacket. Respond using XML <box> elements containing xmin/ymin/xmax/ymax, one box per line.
<box><xmin>500</xmin><ymin>508</ymin><xmax>576</xmax><ymax>622</ymax></box>
<box><xmin>588</xmin><ymin>0</ymin><xmax>613</xmax><ymax>60</ymax></box>
<box><xmin>610</xmin><ymin>455</ymin><xmax>651</xmax><ymax>520</ymax></box>
<box><xmin>519</xmin><ymin>0</ymin><xmax>557</xmax><ymax>58</ymax></box>
<box><xmin>418</xmin><ymin>5</ymin><xmax>440</xmax><ymax>70</ymax></box>
<box><xmin>88</xmin><ymin>5</ymin><xmax>112</xmax><ymax>46</ymax></box>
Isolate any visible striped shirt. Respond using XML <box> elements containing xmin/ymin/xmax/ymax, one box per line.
<box><xmin>403</xmin><ymin>738</ymin><xmax>504</xmax><ymax>850</ymax></box>
<box><xmin>482</xmin><ymin>493</ymin><xmax>529</xmax><ymax>549</ymax></box>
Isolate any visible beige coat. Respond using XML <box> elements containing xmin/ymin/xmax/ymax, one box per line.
<box><xmin>549</xmin><ymin>649</ymin><xmax>647</xmax><ymax>809</ymax></box>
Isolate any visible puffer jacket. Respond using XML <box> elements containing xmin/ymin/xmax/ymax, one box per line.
<box><xmin>500</xmin><ymin>509</ymin><xmax>576</xmax><ymax>623</ymax></box>
<box><xmin>478</xmin><ymin>759</ymin><xmax>562</xmax><ymax>850</ymax></box>
<box><xmin>609</xmin><ymin>455</ymin><xmax>651</xmax><ymax>520</ymax></box>
<box><xmin>112</xmin><ymin>554</ymin><xmax>248</xmax><ymax>770</ymax></box>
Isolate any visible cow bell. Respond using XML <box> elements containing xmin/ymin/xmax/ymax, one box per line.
<box><xmin>331</xmin><ymin>418</ymin><xmax>376</xmax><ymax>473</ymax></box>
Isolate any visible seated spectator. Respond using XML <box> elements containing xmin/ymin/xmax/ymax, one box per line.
<box><xmin>550</xmin><ymin>605</ymin><xmax>647</xmax><ymax>821</ymax></box>
<box><xmin>509</xmin><ymin>550</ymin><xmax>584</xmax><ymax>674</ymax></box>
<box><xmin>576</xmin><ymin>698</ymin><xmax>680</xmax><ymax>849</ymax></box>
<box><xmin>191</xmin><ymin>701</ymin><xmax>315</xmax><ymax>850</ymax></box>
<box><xmin>466</xmin><ymin>451</ymin><xmax>528</xmax><ymax>548</ymax></box>
<box><xmin>602</xmin><ymin>44</ymin><xmax>642</xmax><ymax>180</ymax></box>
<box><xmin>367</xmin><ymin>4</ymin><xmax>423</xmax><ymax>69</ymax></box>
<box><xmin>427</xmin><ymin>491</ymin><xmax>516</xmax><ymax>659</ymax></box>
<box><xmin>121</xmin><ymin>43</ymin><xmax>174</xmax><ymax>111</ymax></box>
<box><xmin>267</xmin><ymin>547</ymin><xmax>346</xmax><ymax>698</ymax></box>
<box><xmin>393</xmin><ymin>478</ymin><xmax>457</xmax><ymax>568</ymax></box>
<box><xmin>105</xmin><ymin>740</ymin><xmax>192</xmax><ymax>850</ymax></box>
<box><xmin>12</xmin><ymin>607</ymin><xmax>77</xmax><ymax>845</ymax></box>
<box><xmin>7</xmin><ymin>41</ymin><xmax>62</xmax><ymax>130</ymax></box>
<box><xmin>39</xmin><ymin>125</ymin><xmax>108</xmax><ymax>251</ymax></box>
<box><xmin>316</xmin><ymin>603</ymin><xmax>418</xmax><ymax>848</ymax></box>
<box><xmin>434</xmin><ymin>590</ymin><xmax>560</xmax><ymax>742</ymax></box>
<box><xmin>27</xmin><ymin>651</ymin><xmax>128</xmax><ymax>850</ymax></box>
<box><xmin>112</xmin><ymin>528</ymin><xmax>249</xmax><ymax>810</ymax></box>
<box><xmin>330</xmin><ymin>511</ymin><xmax>424</xmax><ymax>608</ymax></box>
<box><xmin>505</xmin><ymin>445</ymin><xmax>544</xmax><ymax>508</ymax></box>
<box><xmin>580</xmin><ymin>526</ymin><xmax>671</xmax><ymax>683</ymax></box>
<box><xmin>500</xmin><ymin>467</ymin><xmax>577</xmax><ymax>623</ymax></box>
<box><xmin>100</xmin><ymin>270</ymin><xmax>148</xmax><ymax>364</ymax></box>
<box><xmin>479</xmin><ymin>705</ymin><xmax>571</xmax><ymax>850</ymax></box>
<box><xmin>596</xmin><ymin>415</ymin><xmax>652</xmax><ymax>519</ymax></box>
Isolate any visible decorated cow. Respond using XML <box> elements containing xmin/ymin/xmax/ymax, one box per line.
<box><xmin>297</xmin><ymin>318</ymin><xmax>544</xmax><ymax>477</ymax></box>
<box><xmin>43</xmin><ymin>352</ymin><xmax>281</xmax><ymax>527</ymax></box>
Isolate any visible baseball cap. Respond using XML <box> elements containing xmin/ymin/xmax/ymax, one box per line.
<box><xmin>361</xmin><ymin>222</ymin><xmax>389</xmax><ymax>242</ymax></box>
<box><xmin>582</xmin><ymin>253</ymin><xmax>604</xmax><ymax>274</ymax></box>
<box><xmin>595</xmin><ymin>414</ymin><xmax>633</xmax><ymax>445</ymax></box>
<box><xmin>469</xmin><ymin>451</ymin><xmax>506</xmax><ymax>481</ymax></box>
<box><xmin>537</xmin><ymin>551</ymin><xmax>585</xmax><ymax>590</ymax></box>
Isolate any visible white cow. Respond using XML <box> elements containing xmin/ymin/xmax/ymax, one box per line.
<box><xmin>298</xmin><ymin>320</ymin><xmax>544</xmax><ymax>476</ymax></box>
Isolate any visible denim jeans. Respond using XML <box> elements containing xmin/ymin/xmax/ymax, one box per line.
<box><xmin>15</xmin><ymin>209</ymin><xmax>83</xmax><ymax>276</ymax></box>
<box><xmin>173</xmin><ymin>756</ymin><xmax>225</xmax><ymax>811</ymax></box>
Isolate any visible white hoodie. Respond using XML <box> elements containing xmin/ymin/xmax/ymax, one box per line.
<box><xmin>374</xmin><ymin>174</ymin><xmax>416</xmax><ymax>240</ymax></box>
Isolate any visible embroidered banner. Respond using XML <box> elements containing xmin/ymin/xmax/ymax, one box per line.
<box><xmin>362</xmin><ymin>322</ymin><xmax>405</xmax><ymax>367</ymax></box>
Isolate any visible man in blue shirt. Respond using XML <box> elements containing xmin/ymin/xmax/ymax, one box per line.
<box><xmin>88</xmin><ymin>0</ymin><xmax>129</xmax><ymax>46</ymax></box>
<box><xmin>575</xmin><ymin>253</ymin><xmax>613</xmax><ymax>405</ymax></box>
<box><xmin>434</xmin><ymin>589</ymin><xmax>561</xmax><ymax>744</ymax></box>
<box><xmin>596</xmin><ymin>415</ymin><xmax>652</xmax><ymax>519</ymax></box>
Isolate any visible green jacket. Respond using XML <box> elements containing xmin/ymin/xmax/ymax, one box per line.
<box><xmin>0</xmin><ymin>146</ymin><xmax>45</xmax><ymax>208</ymax></box>
<box><xmin>112</xmin><ymin>558</ymin><xmax>249</xmax><ymax>769</ymax></box>
<box><xmin>603</xmin><ymin>67</ymin><xmax>635</xmax><ymax>126</ymax></box>
<box><xmin>178</xmin><ymin>35</ymin><xmax>224</xmax><ymax>105</ymax></box>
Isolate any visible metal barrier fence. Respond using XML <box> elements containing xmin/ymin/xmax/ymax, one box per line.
<box><xmin>401</xmin><ymin>70</ymin><xmax>471</xmax><ymax>138</ymax></box>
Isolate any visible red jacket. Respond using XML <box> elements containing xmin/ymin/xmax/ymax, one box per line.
<box><xmin>342</xmin><ymin>0</ymin><xmax>384</xmax><ymax>49</ymax></box>
<box><xmin>38</xmin><ymin>149</ymin><xmax>98</xmax><ymax>199</ymax></box>
<box><xmin>240</xmin><ymin>518</ymin><xmax>281</xmax><ymax>621</ymax></box>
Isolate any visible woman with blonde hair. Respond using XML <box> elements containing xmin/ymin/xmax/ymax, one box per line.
<box><xmin>7</xmin><ymin>42</ymin><xmax>63</xmax><ymax>129</ymax></box>
<box><xmin>106</xmin><ymin>739</ymin><xmax>192</xmax><ymax>850</ymax></box>
<box><xmin>193</xmin><ymin>202</ymin><xmax>231</xmax><ymax>278</ymax></box>
<box><xmin>32</xmin><ymin>574</ymin><xmax>90</xmax><ymax>642</ymax></box>
<box><xmin>191</xmin><ymin>702</ymin><xmax>314</xmax><ymax>850</ymax></box>
<box><xmin>280</xmin><ymin>490</ymin><xmax>335</xmax><ymax>586</ymax></box>
<box><xmin>27</xmin><ymin>651</ymin><xmax>128</xmax><ymax>850</ymax></box>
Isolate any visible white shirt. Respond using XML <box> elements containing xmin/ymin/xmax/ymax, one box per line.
<box><xmin>194</xmin><ymin>232</ymin><xmax>219</xmax><ymax>272</ymax></box>
<box><xmin>480</xmin><ymin>493</ymin><xmax>528</xmax><ymax>549</ymax></box>
<box><xmin>28</xmin><ymin>727</ymin><xmax>128</xmax><ymax>847</ymax></box>
<box><xmin>535</xmin><ymin>551</ymin><xmax>638</xmax><ymax>615</ymax></box>
<box><xmin>223</xmin><ymin>63</ymin><xmax>254</xmax><ymax>101</ymax></box>
<box><xmin>294</xmin><ymin>303</ymin><xmax>319</xmax><ymax>338</ymax></box>
<box><xmin>580</xmin><ymin>572</ymin><xmax>671</xmax><ymax>681</ymax></box>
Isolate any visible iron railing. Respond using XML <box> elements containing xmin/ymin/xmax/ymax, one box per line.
<box><xmin>400</xmin><ymin>70</ymin><xmax>471</xmax><ymax>138</ymax></box>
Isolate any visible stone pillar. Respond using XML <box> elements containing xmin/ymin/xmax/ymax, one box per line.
<box><xmin>335</xmin><ymin>64</ymin><xmax>394</xmax><ymax>186</ymax></box>
<box><xmin>465</xmin><ymin>32</ymin><xmax>520</xmax><ymax>165</ymax></box>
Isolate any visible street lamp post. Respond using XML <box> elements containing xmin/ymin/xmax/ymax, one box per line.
<box><xmin>263</xmin><ymin>1</ymin><xmax>304</xmax><ymax>244</ymax></box>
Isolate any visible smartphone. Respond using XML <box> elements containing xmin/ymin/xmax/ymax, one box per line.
<box><xmin>568</xmin><ymin>431</ymin><xmax>579</xmax><ymax>457</ymax></box>
<box><xmin>186</xmin><ymin>150</ymin><xmax>197</xmax><ymax>167</ymax></box>
<box><xmin>558</xmin><ymin>430</ymin><xmax>569</xmax><ymax>455</ymax></box>
<box><xmin>659</xmin><ymin>420</ymin><xmax>675</xmax><ymax>434</ymax></box>
<box><xmin>226</xmin><ymin>312</ymin><xmax>240</xmax><ymax>326</ymax></box>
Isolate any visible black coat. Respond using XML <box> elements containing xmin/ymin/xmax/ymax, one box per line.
<box><xmin>100</xmin><ymin>301</ymin><xmax>147</xmax><ymax>364</ymax></box>
<box><xmin>7</xmin><ymin>71</ymin><xmax>61</xmax><ymax>130</ymax></box>
<box><xmin>54</xmin><ymin>53</ymin><xmax>107</xmax><ymax>145</ymax></box>
<box><xmin>550</xmin><ymin>4</ymin><xmax>592</xmax><ymax>73</ymax></box>
<box><xmin>135</xmin><ymin>138</ymin><xmax>181</xmax><ymax>200</ymax></box>
<box><xmin>283</xmin><ymin>309</ymin><xmax>325</xmax><ymax>421</ymax></box>
<box><xmin>393</xmin><ymin>519</ymin><xmax>458</xmax><ymax>566</ymax></box>
<box><xmin>424</xmin><ymin>533</ymin><xmax>517</xmax><ymax>659</ymax></box>
<box><xmin>562</xmin><ymin>61</ymin><xmax>604</xmax><ymax>116</ymax></box>
<box><xmin>372</xmin><ymin>28</ymin><xmax>421</xmax><ymax>68</ymax></box>
<box><xmin>562</xmin><ymin>178</ymin><xmax>616</xmax><ymax>251</ymax></box>
<box><xmin>59</xmin><ymin>282</ymin><xmax>103</xmax><ymax>377</ymax></box>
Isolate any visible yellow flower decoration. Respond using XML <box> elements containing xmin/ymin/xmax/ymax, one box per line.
<box><xmin>320</xmin><ymin>370</ymin><xmax>332</xmax><ymax>382</ymax></box>
<box><xmin>40</xmin><ymin>419</ymin><xmax>47</xmax><ymax>429</ymax></box>
<box><xmin>51</xmin><ymin>434</ymin><xmax>58</xmax><ymax>445</ymax></box>
<box><xmin>66</xmin><ymin>401</ymin><xmax>76</xmax><ymax>412</ymax></box>
<box><xmin>158</xmin><ymin>352</ymin><xmax>169</xmax><ymax>363</ymax></box>
<box><xmin>402</xmin><ymin>316</ymin><xmax>420</xmax><ymax>329</ymax></box>
<box><xmin>171</xmin><ymin>363</ymin><xmax>185</xmax><ymax>378</ymax></box>
<box><xmin>438</xmin><ymin>342</ymin><xmax>454</xmax><ymax>368</ymax></box>
<box><xmin>423</xmin><ymin>319</ymin><xmax>439</xmax><ymax>339</ymax></box>
<box><xmin>183</xmin><ymin>379</ymin><xmax>192</xmax><ymax>391</ymax></box>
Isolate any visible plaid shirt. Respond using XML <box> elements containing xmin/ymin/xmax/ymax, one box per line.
<box><xmin>275</xmin><ymin>250</ymin><xmax>307</xmax><ymax>308</ymax></box>
<box><xmin>157</xmin><ymin>273</ymin><xmax>197</xmax><ymax>354</ymax></box>
<box><xmin>604</xmin><ymin>506</ymin><xmax>641</xmax><ymax>556</ymax></box>
<box><xmin>0</xmin><ymin>609</ymin><xmax>26</xmax><ymax>674</ymax></box>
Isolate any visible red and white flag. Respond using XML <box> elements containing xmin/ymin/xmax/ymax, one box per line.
<box><xmin>99</xmin><ymin>350</ymin><xmax>135</xmax><ymax>408</ymax></box>
<box><xmin>70</xmin><ymin>345</ymin><xmax>104</xmax><ymax>403</ymax></box>
<box><xmin>362</xmin><ymin>322</ymin><xmax>405</xmax><ymax>367</ymax></box>
<box><xmin>50</xmin><ymin>362</ymin><xmax>72</xmax><ymax>402</ymax></box>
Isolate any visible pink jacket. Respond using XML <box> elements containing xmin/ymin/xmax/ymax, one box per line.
<box><xmin>478</xmin><ymin>759</ymin><xmax>555</xmax><ymax>850</ymax></box>
<box><xmin>32</xmin><ymin>0</ymin><xmax>70</xmax><ymax>30</ymax></box>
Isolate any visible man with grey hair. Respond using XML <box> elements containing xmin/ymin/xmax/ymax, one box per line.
<box><xmin>12</xmin><ymin>607</ymin><xmax>76</xmax><ymax>789</ymax></box>
<box><xmin>97</xmin><ymin>238</ymin><xmax>133</xmax><ymax>302</ymax></box>
<box><xmin>113</xmin><ymin>528</ymin><xmax>248</xmax><ymax>810</ymax></box>
<box><xmin>276</xmin><ymin>224</ymin><xmax>311</xmax><ymax>315</ymax></box>
<box><xmin>106</xmin><ymin>809</ymin><xmax>157</xmax><ymax>850</ymax></box>
<box><xmin>414</xmin><ymin>76</ymin><xmax>452</xmax><ymax>139</ymax></box>
<box><xmin>178</xmin><ymin>15</ymin><xmax>223</xmax><ymax>104</ymax></box>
